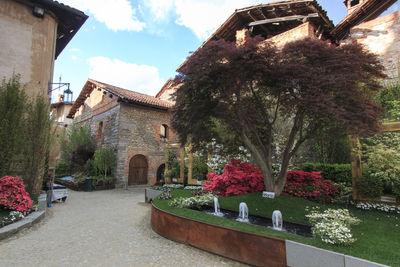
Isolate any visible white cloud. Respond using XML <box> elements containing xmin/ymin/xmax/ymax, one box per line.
<box><xmin>71</xmin><ymin>55</ymin><xmax>78</xmax><ymax>61</ymax></box>
<box><xmin>88</xmin><ymin>57</ymin><xmax>164</xmax><ymax>96</ymax></box>
<box><xmin>143</xmin><ymin>0</ymin><xmax>174</xmax><ymax>20</ymax></box>
<box><xmin>144</xmin><ymin>0</ymin><xmax>264</xmax><ymax>39</ymax></box>
<box><xmin>60</xmin><ymin>0</ymin><xmax>145</xmax><ymax>31</ymax></box>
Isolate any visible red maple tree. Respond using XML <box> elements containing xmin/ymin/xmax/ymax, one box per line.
<box><xmin>172</xmin><ymin>37</ymin><xmax>385</xmax><ymax>196</ymax></box>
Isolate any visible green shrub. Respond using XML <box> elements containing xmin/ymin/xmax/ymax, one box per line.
<box><xmin>192</xmin><ymin>153</ymin><xmax>208</xmax><ymax>180</ymax></box>
<box><xmin>84</xmin><ymin>158</ymin><xmax>97</xmax><ymax>176</ymax></box>
<box><xmin>0</xmin><ymin>75</ymin><xmax>26</xmax><ymax>177</ymax></box>
<box><xmin>356</xmin><ymin>172</ymin><xmax>383</xmax><ymax>198</ymax></box>
<box><xmin>296</xmin><ymin>163</ymin><xmax>352</xmax><ymax>185</ymax></box>
<box><xmin>93</xmin><ymin>148</ymin><xmax>116</xmax><ymax>178</ymax></box>
<box><xmin>362</xmin><ymin>143</ymin><xmax>400</xmax><ymax>194</ymax></box>
<box><xmin>60</xmin><ymin>124</ymin><xmax>94</xmax><ymax>173</ymax></box>
<box><xmin>93</xmin><ymin>175</ymin><xmax>115</xmax><ymax>186</ymax></box>
<box><xmin>55</xmin><ymin>160</ymin><xmax>72</xmax><ymax>178</ymax></box>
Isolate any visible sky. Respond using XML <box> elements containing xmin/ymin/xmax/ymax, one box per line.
<box><xmin>52</xmin><ymin>0</ymin><xmax>400</xmax><ymax>102</ymax></box>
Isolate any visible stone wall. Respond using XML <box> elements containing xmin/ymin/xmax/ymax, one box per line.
<box><xmin>116</xmin><ymin>103</ymin><xmax>176</xmax><ymax>187</ymax></box>
<box><xmin>72</xmin><ymin>88</ymin><xmax>121</xmax><ymax>176</ymax></box>
<box><xmin>343</xmin><ymin>11</ymin><xmax>400</xmax><ymax>80</ymax></box>
<box><xmin>266</xmin><ymin>22</ymin><xmax>316</xmax><ymax>47</ymax></box>
<box><xmin>0</xmin><ymin>0</ymin><xmax>57</xmax><ymax>97</ymax></box>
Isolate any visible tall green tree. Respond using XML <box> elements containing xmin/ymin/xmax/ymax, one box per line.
<box><xmin>23</xmin><ymin>95</ymin><xmax>52</xmax><ymax>194</ymax></box>
<box><xmin>59</xmin><ymin>123</ymin><xmax>94</xmax><ymax>172</ymax></box>
<box><xmin>172</xmin><ymin>37</ymin><xmax>386</xmax><ymax>196</ymax></box>
<box><xmin>0</xmin><ymin>75</ymin><xmax>26</xmax><ymax>176</ymax></box>
<box><xmin>93</xmin><ymin>148</ymin><xmax>116</xmax><ymax>178</ymax></box>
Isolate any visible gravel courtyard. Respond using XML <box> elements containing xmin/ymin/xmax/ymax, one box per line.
<box><xmin>0</xmin><ymin>188</ymin><xmax>246</xmax><ymax>266</ymax></box>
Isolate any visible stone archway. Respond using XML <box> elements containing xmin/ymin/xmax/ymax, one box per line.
<box><xmin>156</xmin><ymin>164</ymin><xmax>165</xmax><ymax>183</ymax></box>
<box><xmin>128</xmin><ymin>154</ymin><xmax>148</xmax><ymax>185</ymax></box>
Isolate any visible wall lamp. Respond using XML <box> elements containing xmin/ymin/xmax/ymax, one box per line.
<box><xmin>32</xmin><ymin>6</ymin><xmax>45</xmax><ymax>18</ymax></box>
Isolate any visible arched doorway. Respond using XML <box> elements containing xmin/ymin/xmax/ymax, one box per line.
<box><xmin>156</xmin><ymin>164</ymin><xmax>165</xmax><ymax>184</ymax></box>
<box><xmin>128</xmin><ymin>154</ymin><xmax>148</xmax><ymax>185</ymax></box>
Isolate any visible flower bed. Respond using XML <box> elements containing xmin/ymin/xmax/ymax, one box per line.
<box><xmin>152</xmin><ymin>189</ymin><xmax>400</xmax><ymax>266</ymax></box>
<box><xmin>0</xmin><ymin>211</ymin><xmax>25</xmax><ymax>228</ymax></box>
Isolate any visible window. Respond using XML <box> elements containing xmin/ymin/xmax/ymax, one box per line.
<box><xmin>160</xmin><ymin>124</ymin><xmax>168</xmax><ymax>140</ymax></box>
<box><xmin>97</xmin><ymin>121</ymin><xmax>104</xmax><ymax>140</ymax></box>
<box><xmin>350</xmin><ymin>0</ymin><xmax>359</xmax><ymax>7</ymax></box>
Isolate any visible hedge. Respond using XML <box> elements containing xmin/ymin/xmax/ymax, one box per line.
<box><xmin>296</xmin><ymin>163</ymin><xmax>352</xmax><ymax>185</ymax></box>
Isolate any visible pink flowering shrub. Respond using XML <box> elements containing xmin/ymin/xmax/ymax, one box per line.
<box><xmin>282</xmin><ymin>170</ymin><xmax>339</xmax><ymax>203</ymax></box>
<box><xmin>204</xmin><ymin>159</ymin><xmax>265</xmax><ymax>196</ymax></box>
<box><xmin>0</xmin><ymin>176</ymin><xmax>33</xmax><ymax>212</ymax></box>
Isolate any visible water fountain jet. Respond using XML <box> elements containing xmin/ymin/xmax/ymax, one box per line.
<box><xmin>236</xmin><ymin>202</ymin><xmax>249</xmax><ymax>223</ymax></box>
<box><xmin>272</xmin><ymin>210</ymin><xmax>283</xmax><ymax>231</ymax></box>
<box><xmin>213</xmin><ymin>197</ymin><xmax>224</xmax><ymax>217</ymax></box>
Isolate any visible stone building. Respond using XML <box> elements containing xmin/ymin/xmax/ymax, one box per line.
<box><xmin>67</xmin><ymin>79</ymin><xmax>175</xmax><ymax>187</ymax></box>
<box><xmin>333</xmin><ymin>0</ymin><xmax>399</xmax><ymax>80</ymax></box>
<box><xmin>0</xmin><ymin>0</ymin><xmax>87</xmax><ymax>97</ymax></box>
<box><xmin>159</xmin><ymin>0</ymin><xmax>399</xmax><ymax>98</ymax></box>
<box><xmin>68</xmin><ymin>0</ymin><xmax>398</xmax><ymax>189</ymax></box>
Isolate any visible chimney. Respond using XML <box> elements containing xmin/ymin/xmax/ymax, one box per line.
<box><xmin>343</xmin><ymin>0</ymin><xmax>365</xmax><ymax>15</ymax></box>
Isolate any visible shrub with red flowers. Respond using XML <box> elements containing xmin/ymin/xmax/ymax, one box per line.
<box><xmin>282</xmin><ymin>171</ymin><xmax>338</xmax><ymax>203</ymax></box>
<box><xmin>0</xmin><ymin>176</ymin><xmax>33</xmax><ymax>212</ymax></box>
<box><xmin>204</xmin><ymin>159</ymin><xmax>265</xmax><ymax>196</ymax></box>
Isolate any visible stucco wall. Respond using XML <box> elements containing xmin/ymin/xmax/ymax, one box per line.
<box><xmin>343</xmin><ymin>11</ymin><xmax>400</xmax><ymax>80</ymax></box>
<box><xmin>0</xmin><ymin>0</ymin><xmax>57</xmax><ymax>97</ymax></box>
<box><xmin>116</xmin><ymin>103</ymin><xmax>175</xmax><ymax>187</ymax></box>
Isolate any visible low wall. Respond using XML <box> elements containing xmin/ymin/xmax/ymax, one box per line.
<box><xmin>0</xmin><ymin>193</ymin><xmax>47</xmax><ymax>240</ymax></box>
<box><xmin>151</xmin><ymin>205</ymin><xmax>389</xmax><ymax>267</ymax></box>
<box><xmin>151</xmin><ymin>205</ymin><xmax>287</xmax><ymax>267</ymax></box>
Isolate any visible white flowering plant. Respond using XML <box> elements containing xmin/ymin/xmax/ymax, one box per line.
<box><xmin>0</xmin><ymin>210</ymin><xmax>25</xmax><ymax>228</ymax></box>
<box><xmin>353</xmin><ymin>201</ymin><xmax>400</xmax><ymax>214</ymax></box>
<box><xmin>207</xmin><ymin>140</ymin><xmax>251</xmax><ymax>174</ymax></box>
<box><xmin>184</xmin><ymin>186</ymin><xmax>204</xmax><ymax>190</ymax></box>
<box><xmin>163</xmin><ymin>184</ymin><xmax>184</xmax><ymax>189</ymax></box>
<box><xmin>169</xmin><ymin>193</ymin><xmax>214</xmax><ymax>209</ymax></box>
<box><xmin>306</xmin><ymin>208</ymin><xmax>360</xmax><ymax>245</ymax></box>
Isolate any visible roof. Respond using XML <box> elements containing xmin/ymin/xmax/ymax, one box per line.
<box><xmin>177</xmin><ymin>0</ymin><xmax>334</xmax><ymax>71</ymax></box>
<box><xmin>331</xmin><ymin>0</ymin><xmax>397</xmax><ymax>40</ymax></box>
<box><xmin>156</xmin><ymin>79</ymin><xmax>174</xmax><ymax>99</ymax></box>
<box><xmin>155</xmin><ymin>78</ymin><xmax>182</xmax><ymax>100</ymax></box>
<box><xmin>67</xmin><ymin>79</ymin><xmax>173</xmax><ymax>118</ymax></box>
<box><xmin>27</xmin><ymin>0</ymin><xmax>88</xmax><ymax>59</ymax></box>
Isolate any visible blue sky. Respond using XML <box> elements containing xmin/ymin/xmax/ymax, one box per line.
<box><xmin>53</xmin><ymin>0</ymin><xmax>399</xmax><ymax>101</ymax></box>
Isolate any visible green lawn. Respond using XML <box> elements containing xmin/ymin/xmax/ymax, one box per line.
<box><xmin>153</xmin><ymin>189</ymin><xmax>400</xmax><ymax>266</ymax></box>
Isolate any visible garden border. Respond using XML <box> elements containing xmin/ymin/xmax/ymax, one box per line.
<box><xmin>151</xmin><ymin>204</ymin><xmax>389</xmax><ymax>267</ymax></box>
<box><xmin>0</xmin><ymin>193</ymin><xmax>47</xmax><ymax>241</ymax></box>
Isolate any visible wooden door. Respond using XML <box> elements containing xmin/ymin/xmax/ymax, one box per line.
<box><xmin>128</xmin><ymin>155</ymin><xmax>148</xmax><ymax>185</ymax></box>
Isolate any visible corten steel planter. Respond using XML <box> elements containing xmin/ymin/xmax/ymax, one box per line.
<box><xmin>151</xmin><ymin>205</ymin><xmax>287</xmax><ymax>267</ymax></box>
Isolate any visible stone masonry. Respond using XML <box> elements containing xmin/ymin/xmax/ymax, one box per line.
<box><xmin>343</xmin><ymin>11</ymin><xmax>400</xmax><ymax>80</ymax></box>
<box><xmin>116</xmin><ymin>103</ymin><xmax>175</xmax><ymax>187</ymax></box>
<box><xmin>71</xmin><ymin>80</ymin><xmax>175</xmax><ymax>188</ymax></box>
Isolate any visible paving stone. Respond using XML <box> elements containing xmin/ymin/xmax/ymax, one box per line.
<box><xmin>0</xmin><ymin>189</ymin><xmax>247</xmax><ymax>266</ymax></box>
<box><xmin>286</xmin><ymin>240</ymin><xmax>345</xmax><ymax>267</ymax></box>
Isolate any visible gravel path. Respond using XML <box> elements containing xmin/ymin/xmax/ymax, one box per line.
<box><xmin>0</xmin><ymin>189</ymin><xmax>246</xmax><ymax>266</ymax></box>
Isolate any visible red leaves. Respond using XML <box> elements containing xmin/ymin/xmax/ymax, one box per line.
<box><xmin>282</xmin><ymin>170</ymin><xmax>338</xmax><ymax>203</ymax></box>
<box><xmin>204</xmin><ymin>161</ymin><xmax>338</xmax><ymax>202</ymax></box>
<box><xmin>204</xmin><ymin>159</ymin><xmax>265</xmax><ymax>196</ymax></box>
<box><xmin>0</xmin><ymin>176</ymin><xmax>33</xmax><ymax>212</ymax></box>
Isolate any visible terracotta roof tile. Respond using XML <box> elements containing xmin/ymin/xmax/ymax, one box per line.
<box><xmin>67</xmin><ymin>79</ymin><xmax>172</xmax><ymax>118</ymax></box>
<box><xmin>89</xmin><ymin>79</ymin><xmax>173</xmax><ymax>109</ymax></box>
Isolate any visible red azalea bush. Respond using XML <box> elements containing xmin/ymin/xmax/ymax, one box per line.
<box><xmin>0</xmin><ymin>176</ymin><xmax>33</xmax><ymax>212</ymax></box>
<box><xmin>282</xmin><ymin>170</ymin><xmax>338</xmax><ymax>203</ymax></box>
<box><xmin>204</xmin><ymin>159</ymin><xmax>265</xmax><ymax>196</ymax></box>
